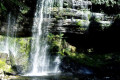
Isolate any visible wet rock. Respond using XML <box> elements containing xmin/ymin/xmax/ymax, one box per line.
<box><xmin>0</xmin><ymin>53</ymin><xmax>8</xmax><ymax>59</ymax></box>
<box><xmin>77</xmin><ymin>67</ymin><xmax>93</xmax><ymax>75</ymax></box>
<box><xmin>4</xmin><ymin>71</ymin><xmax>17</xmax><ymax>76</ymax></box>
<box><xmin>60</xmin><ymin>56</ymin><xmax>93</xmax><ymax>75</ymax></box>
<box><xmin>0</xmin><ymin>53</ymin><xmax>11</xmax><ymax>65</ymax></box>
<box><xmin>12</xmin><ymin>65</ymin><xmax>23</xmax><ymax>74</ymax></box>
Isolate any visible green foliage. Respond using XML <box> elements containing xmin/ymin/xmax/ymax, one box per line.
<box><xmin>0</xmin><ymin>36</ymin><xmax>5</xmax><ymax>41</ymax></box>
<box><xmin>18</xmin><ymin>38</ymin><xmax>31</xmax><ymax>55</ymax></box>
<box><xmin>76</xmin><ymin>21</ymin><xmax>82</xmax><ymax>27</ymax></box>
<box><xmin>0</xmin><ymin>0</ymin><xmax>30</xmax><ymax>24</ymax></box>
<box><xmin>48</xmin><ymin>33</ymin><xmax>64</xmax><ymax>41</ymax></box>
<box><xmin>48</xmin><ymin>33</ymin><xmax>76</xmax><ymax>57</ymax></box>
<box><xmin>65</xmin><ymin>52</ymin><xmax>118</xmax><ymax>67</ymax></box>
<box><xmin>48</xmin><ymin>33</ymin><xmax>120</xmax><ymax>68</ymax></box>
<box><xmin>0</xmin><ymin>36</ymin><xmax>31</xmax><ymax>73</ymax></box>
<box><xmin>0</xmin><ymin>60</ymin><xmax>6</xmax><ymax>68</ymax></box>
<box><xmin>48</xmin><ymin>33</ymin><xmax>64</xmax><ymax>55</ymax></box>
<box><xmin>91</xmin><ymin>0</ymin><xmax>117</xmax><ymax>7</ymax></box>
<box><xmin>88</xmin><ymin>14</ymin><xmax>91</xmax><ymax>20</ymax></box>
<box><xmin>115</xmin><ymin>14</ymin><xmax>120</xmax><ymax>20</ymax></box>
<box><xmin>48</xmin><ymin>36</ymin><xmax>105</xmax><ymax>67</ymax></box>
<box><xmin>0</xmin><ymin>36</ymin><xmax>31</xmax><ymax>56</ymax></box>
<box><xmin>0</xmin><ymin>0</ymin><xmax>29</xmax><ymax>13</ymax></box>
<box><xmin>1</xmin><ymin>3</ymin><xmax>7</xmax><ymax>11</ymax></box>
<box><xmin>91</xmin><ymin>0</ymin><xmax>120</xmax><ymax>14</ymax></box>
<box><xmin>0</xmin><ymin>59</ymin><xmax>13</xmax><ymax>72</ymax></box>
<box><xmin>10</xmin><ymin>0</ymin><xmax>29</xmax><ymax>11</ymax></box>
<box><xmin>77</xmin><ymin>27</ymin><xmax>87</xmax><ymax>31</ymax></box>
<box><xmin>95</xmin><ymin>18</ymin><xmax>101</xmax><ymax>22</ymax></box>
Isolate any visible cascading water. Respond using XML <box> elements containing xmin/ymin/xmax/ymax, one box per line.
<box><xmin>0</xmin><ymin>13</ymin><xmax>17</xmax><ymax>57</ymax></box>
<box><xmin>0</xmin><ymin>13</ymin><xmax>11</xmax><ymax>54</ymax></box>
<box><xmin>8</xmin><ymin>15</ymin><xmax>18</xmax><ymax>57</ymax></box>
<box><xmin>26</xmin><ymin>0</ymin><xmax>61</xmax><ymax>76</ymax></box>
<box><xmin>5</xmin><ymin>13</ymin><xmax>11</xmax><ymax>54</ymax></box>
<box><xmin>59</xmin><ymin>0</ymin><xmax>63</xmax><ymax>10</ymax></box>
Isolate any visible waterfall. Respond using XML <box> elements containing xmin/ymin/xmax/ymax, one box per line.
<box><xmin>59</xmin><ymin>0</ymin><xmax>63</xmax><ymax>10</ymax></box>
<box><xmin>0</xmin><ymin>13</ymin><xmax>11</xmax><ymax>54</ymax></box>
<box><xmin>8</xmin><ymin>15</ymin><xmax>17</xmax><ymax>57</ymax></box>
<box><xmin>5</xmin><ymin>13</ymin><xmax>11</xmax><ymax>54</ymax></box>
<box><xmin>6</xmin><ymin>14</ymin><xmax>17</xmax><ymax>57</ymax></box>
<box><xmin>0</xmin><ymin>13</ymin><xmax>17</xmax><ymax>57</ymax></box>
<box><xmin>26</xmin><ymin>0</ymin><xmax>61</xmax><ymax>76</ymax></box>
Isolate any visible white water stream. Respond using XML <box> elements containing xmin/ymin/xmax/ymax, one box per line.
<box><xmin>0</xmin><ymin>13</ymin><xmax>17</xmax><ymax>57</ymax></box>
<box><xmin>26</xmin><ymin>0</ymin><xmax>62</xmax><ymax>76</ymax></box>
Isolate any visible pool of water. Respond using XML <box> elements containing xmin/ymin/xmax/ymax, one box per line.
<box><xmin>8</xmin><ymin>73</ymin><xmax>120</xmax><ymax>80</ymax></box>
<box><xmin>10</xmin><ymin>74</ymin><xmax>92</xmax><ymax>80</ymax></box>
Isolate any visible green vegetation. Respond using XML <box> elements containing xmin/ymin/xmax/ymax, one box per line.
<box><xmin>94</xmin><ymin>18</ymin><xmax>101</xmax><ymax>22</ymax></box>
<box><xmin>0</xmin><ymin>36</ymin><xmax>31</xmax><ymax>73</ymax></box>
<box><xmin>76</xmin><ymin>20</ymin><xmax>88</xmax><ymax>31</ymax></box>
<box><xmin>0</xmin><ymin>0</ymin><xmax>29</xmax><ymax>14</ymax></box>
<box><xmin>0</xmin><ymin>0</ymin><xmax>35</xmax><ymax>29</ymax></box>
<box><xmin>48</xmin><ymin>33</ymin><xmax>64</xmax><ymax>55</ymax></box>
<box><xmin>76</xmin><ymin>20</ymin><xmax>82</xmax><ymax>27</ymax></box>
<box><xmin>17</xmin><ymin>38</ymin><xmax>31</xmax><ymax>55</ymax></box>
<box><xmin>77</xmin><ymin>27</ymin><xmax>87</xmax><ymax>31</ymax></box>
<box><xmin>0</xmin><ymin>59</ymin><xmax>13</xmax><ymax>73</ymax></box>
<box><xmin>90</xmin><ymin>0</ymin><xmax>120</xmax><ymax>14</ymax></box>
<box><xmin>0</xmin><ymin>36</ymin><xmax>31</xmax><ymax>55</ymax></box>
<box><xmin>68</xmin><ymin>53</ymin><xmax>119</xmax><ymax>67</ymax></box>
<box><xmin>48</xmin><ymin>33</ymin><xmax>76</xmax><ymax>56</ymax></box>
<box><xmin>48</xmin><ymin>33</ymin><xmax>120</xmax><ymax>68</ymax></box>
<box><xmin>91</xmin><ymin>0</ymin><xmax>117</xmax><ymax>7</ymax></box>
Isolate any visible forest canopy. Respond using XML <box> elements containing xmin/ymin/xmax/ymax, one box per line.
<box><xmin>90</xmin><ymin>0</ymin><xmax>120</xmax><ymax>14</ymax></box>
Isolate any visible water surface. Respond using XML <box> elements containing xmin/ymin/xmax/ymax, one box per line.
<box><xmin>10</xmin><ymin>73</ymin><xmax>120</xmax><ymax>80</ymax></box>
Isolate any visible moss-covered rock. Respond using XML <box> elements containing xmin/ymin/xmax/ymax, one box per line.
<box><xmin>0</xmin><ymin>35</ymin><xmax>31</xmax><ymax>74</ymax></box>
<box><xmin>0</xmin><ymin>53</ymin><xmax>15</xmax><ymax>76</ymax></box>
<box><xmin>0</xmin><ymin>59</ymin><xmax>13</xmax><ymax>73</ymax></box>
<box><xmin>9</xmin><ymin>37</ymin><xmax>31</xmax><ymax>74</ymax></box>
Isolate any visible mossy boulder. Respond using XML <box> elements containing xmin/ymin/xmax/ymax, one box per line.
<box><xmin>0</xmin><ymin>59</ymin><xmax>13</xmax><ymax>73</ymax></box>
<box><xmin>0</xmin><ymin>53</ymin><xmax>15</xmax><ymax>75</ymax></box>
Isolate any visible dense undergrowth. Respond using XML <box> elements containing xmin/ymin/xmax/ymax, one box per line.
<box><xmin>48</xmin><ymin>32</ymin><xmax>120</xmax><ymax>68</ymax></box>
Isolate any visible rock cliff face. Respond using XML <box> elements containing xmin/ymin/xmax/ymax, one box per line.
<box><xmin>48</xmin><ymin>0</ymin><xmax>113</xmax><ymax>34</ymax></box>
<box><xmin>0</xmin><ymin>0</ymin><xmax>113</xmax><ymax>36</ymax></box>
<box><xmin>0</xmin><ymin>53</ymin><xmax>14</xmax><ymax>76</ymax></box>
